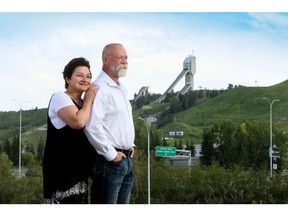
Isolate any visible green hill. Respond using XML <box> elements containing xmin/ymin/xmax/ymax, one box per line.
<box><xmin>185</xmin><ymin>84</ymin><xmax>285</xmax><ymax>122</ymax></box>
<box><xmin>147</xmin><ymin>80</ymin><xmax>288</xmax><ymax>143</ymax></box>
<box><xmin>1</xmin><ymin>80</ymin><xmax>288</xmax><ymax>148</ymax></box>
<box><xmin>0</xmin><ymin>108</ymin><xmax>47</xmax><ymax>145</ymax></box>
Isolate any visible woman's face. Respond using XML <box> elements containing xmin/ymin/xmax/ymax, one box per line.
<box><xmin>66</xmin><ymin>66</ymin><xmax>92</xmax><ymax>92</ymax></box>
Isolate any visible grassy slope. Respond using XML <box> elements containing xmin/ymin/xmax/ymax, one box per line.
<box><xmin>160</xmin><ymin>80</ymin><xmax>288</xmax><ymax>143</ymax></box>
<box><xmin>11</xmin><ymin>80</ymin><xmax>288</xmax><ymax>146</ymax></box>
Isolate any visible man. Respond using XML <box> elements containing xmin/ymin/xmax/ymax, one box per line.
<box><xmin>84</xmin><ymin>43</ymin><xmax>135</xmax><ymax>204</ymax></box>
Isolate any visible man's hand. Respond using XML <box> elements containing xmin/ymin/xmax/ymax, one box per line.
<box><xmin>129</xmin><ymin>146</ymin><xmax>135</xmax><ymax>158</ymax></box>
<box><xmin>111</xmin><ymin>147</ymin><xmax>135</xmax><ymax>162</ymax></box>
<box><xmin>111</xmin><ymin>151</ymin><xmax>126</xmax><ymax>162</ymax></box>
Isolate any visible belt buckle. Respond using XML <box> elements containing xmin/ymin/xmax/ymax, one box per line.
<box><xmin>115</xmin><ymin>148</ymin><xmax>130</xmax><ymax>156</ymax></box>
<box><xmin>123</xmin><ymin>149</ymin><xmax>130</xmax><ymax>156</ymax></box>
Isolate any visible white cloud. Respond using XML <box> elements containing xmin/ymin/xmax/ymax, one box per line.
<box><xmin>1</xmin><ymin>12</ymin><xmax>288</xmax><ymax>111</ymax></box>
<box><xmin>248</xmin><ymin>13</ymin><xmax>288</xmax><ymax>40</ymax></box>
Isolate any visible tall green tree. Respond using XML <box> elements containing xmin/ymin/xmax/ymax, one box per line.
<box><xmin>36</xmin><ymin>136</ymin><xmax>45</xmax><ymax>164</ymax></box>
<box><xmin>0</xmin><ymin>153</ymin><xmax>15</xmax><ymax>203</ymax></box>
<box><xmin>200</xmin><ymin>127</ymin><xmax>217</xmax><ymax>166</ymax></box>
<box><xmin>239</xmin><ymin>121</ymin><xmax>269</xmax><ymax>169</ymax></box>
<box><xmin>2</xmin><ymin>136</ymin><xmax>11</xmax><ymax>156</ymax></box>
<box><xmin>216</xmin><ymin>121</ymin><xmax>238</xmax><ymax>169</ymax></box>
<box><xmin>10</xmin><ymin>133</ymin><xmax>19</xmax><ymax>165</ymax></box>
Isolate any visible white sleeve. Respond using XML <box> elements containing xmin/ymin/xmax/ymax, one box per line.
<box><xmin>48</xmin><ymin>92</ymin><xmax>74</xmax><ymax>129</ymax></box>
<box><xmin>84</xmin><ymin>88</ymin><xmax>117</xmax><ymax>161</ymax></box>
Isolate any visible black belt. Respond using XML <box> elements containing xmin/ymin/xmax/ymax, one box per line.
<box><xmin>115</xmin><ymin>148</ymin><xmax>131</xmax><ymax>156</ymax></box>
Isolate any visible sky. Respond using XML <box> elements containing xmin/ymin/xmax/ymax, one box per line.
<box><xmin>1</xmin><ymin>1</ymin><xmax>288</xmax><ymax>112</ymax></box>
<box><xmin>2</xmin><ymin>0</ymin><xmax>288</xmax><ymax>213</ymax></box>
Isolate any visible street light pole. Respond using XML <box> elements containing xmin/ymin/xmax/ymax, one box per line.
<box><xmin>138</xmin><ymin>117</ymin><xmax>150</xmax><ymax>204</ymax></box>
<box><xmin>12</xmin><ymin>99</ymin><xmax>29</xmax><ymax>174</ymax></box>
<box><xmin>262</xmin><ymin>97</ymin><xmax>280</xmax><ymax>178</ymax></box>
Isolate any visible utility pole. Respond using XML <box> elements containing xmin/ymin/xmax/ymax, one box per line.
<box><xmin>138</xmin><ymin>117</ymin><xmax>150</xmax><ymax>204</ymax></box>
<box><xmin>262</xmin><ymin>97</ymin><xmax>280</xmax><ymax>177</ymax></box>
<box><xmin>12</xmin><ymin>99</ymin><xmax>30</xmax><ymax>175</ymax></box>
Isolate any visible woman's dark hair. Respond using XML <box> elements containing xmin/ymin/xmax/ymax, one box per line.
<box><xmin>63</xmin><ymin>57</ymin><xmax>91</xmax><ymax>89</ymax></box>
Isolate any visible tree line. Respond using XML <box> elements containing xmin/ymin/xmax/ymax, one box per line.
<box><xmin>200</xmin><ymin>120</ymin><xmax>288</xmax><ymax>171</ymax></box>
<box><xmin>1</xmin><ymin>118</ymin><xmax>288</xmax><ymax>203</ymax></box>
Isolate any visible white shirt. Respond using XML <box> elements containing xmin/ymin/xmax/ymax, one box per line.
<box><xmin>48</xmin><ymin>92</ymin><xmax>74</xmax><ymax>129</ymax></box>
<box><xmin>84</xmin><ymin>71</ymin><xmax>135</xmax><ymax>161</ymax></box>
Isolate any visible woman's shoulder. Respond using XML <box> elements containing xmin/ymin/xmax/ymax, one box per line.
<box><xmin>49</xmin><ymin>91</ymin><xmax>73</xmax><ymax>109</ymax></box>
<box><xmin>51</xmin><ymin>91</ymin><xmax>68</xmax><ymax>99</ymax></box>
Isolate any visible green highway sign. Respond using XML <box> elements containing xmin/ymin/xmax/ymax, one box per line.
<box><xmin>156</xmin><ymin>146</ymin><xmax>176</xmax><ymax>157</ymax></box>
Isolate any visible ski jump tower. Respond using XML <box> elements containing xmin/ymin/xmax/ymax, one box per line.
<box><xmin>151</xmin><ymin>54</ymin><xmax>196</xmax><ymax>104</ymax></box>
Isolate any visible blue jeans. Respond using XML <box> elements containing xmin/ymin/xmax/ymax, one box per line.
<box><xmin>90</xmin><ymin>155</ymin><xmax>134</xmax><ymax>204</ymax></box>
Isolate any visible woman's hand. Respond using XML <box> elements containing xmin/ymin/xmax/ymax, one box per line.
<box><xmin>84</xmin><ymin>84</ymin><xmax>98</xmax><ymax>103</ymax></box>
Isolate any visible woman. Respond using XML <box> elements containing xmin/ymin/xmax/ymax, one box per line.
<box><xmin>43</xmin><ymin>57</ymin><xmax>97</xmax><ymax>204</ymax></box>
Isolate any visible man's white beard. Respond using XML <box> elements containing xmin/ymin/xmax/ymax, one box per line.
<box><xmin>118</xmin><ymin>68</ymin><xmax>127</xmax><ymax>77</ymax></box>
<box><xmin>111</xmin><ymin>64</ymin><xmax>128</xmax><ymax>77</ymax></box>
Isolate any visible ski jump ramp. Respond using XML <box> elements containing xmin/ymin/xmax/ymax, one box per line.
<box><xmin>150</xmin><ymin>54</ymin><xmax>196</xmax><ymax>104</ymax></box>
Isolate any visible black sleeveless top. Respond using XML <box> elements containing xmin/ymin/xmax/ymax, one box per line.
<box><xmin>42</xmin><ymin>97</ymin><xmax>96</xmax><ymax>199</ymax></box>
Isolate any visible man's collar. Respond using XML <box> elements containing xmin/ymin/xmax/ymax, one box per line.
<box><xmin>100</xmin><ymin>70</ymin><xmax>121</xmax><ymax>87</ymax></box>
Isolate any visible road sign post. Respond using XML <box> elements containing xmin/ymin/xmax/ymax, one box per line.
<box><xmin>271</xmin><ymin>146</ymin><xmax>280</xmax><ymax>158</ymax></box>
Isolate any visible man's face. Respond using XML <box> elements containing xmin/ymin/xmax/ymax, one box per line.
<box><xmin>108</xmin><ymin>45</ymin><xmax>128</xmax><ymax>78</ymax></box>
<box><xmin>110</xmin><ymin>62</ymin><xmax>128</xmax><ymax>77</ymax></box>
